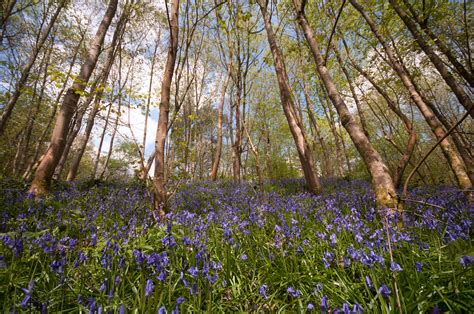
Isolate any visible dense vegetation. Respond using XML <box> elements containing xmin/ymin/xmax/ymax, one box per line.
<box><xmin>1</xmin><ymin>179</ymin><xmax>473</xmax><ymax>312</ymax></box>
<box><xmin>0</xmin><ymin>0</ymin><xmax>473</xmax><ymax>312</ymax></box>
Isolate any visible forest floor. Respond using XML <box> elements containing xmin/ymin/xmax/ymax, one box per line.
<box><xmin>0</xmin><ymin>178</ymin><xmax>473</xmax><ymax>313</ymax></box>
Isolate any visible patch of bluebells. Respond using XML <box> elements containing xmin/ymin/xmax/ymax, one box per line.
<box><xmin>0</xmin><ymin>179</ymin><xmax>473</xmax><ymax>312</ymax></box>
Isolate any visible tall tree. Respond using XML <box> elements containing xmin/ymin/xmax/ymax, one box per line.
<box><xmin>389</xmin><ymin>0</ymin><xmax>473</xmax><ymax>119</ymax></box>
<box><xmin>257</xmin><ymin>0</ymin><xmax>322</xmax><ymax>195</ymax></box>
<box><xmin>0</xmin><ymin>0</ymin><xmax>66</xmax><ymax>135</ymax></box>
<box><xmin>292</xmin><ymin>0</ymin><xmax>400</xmax><ymax>209</ymax></box>
<box><xmin>349</xmin><ymin>0</ymin><xmax>472</xmax><ymax>192</ymax></box>
<box><xmin>153</xmin><ymin>0</ymin><xmax>180</xmax><ymax>217</ymax></box>
<box><xmin>28</xmin><ymin>0</ymin><xmax>119</xmax><ymax>195</ymax></box>
<box><xmin>210</xmin><ymin>73</ymin><xmax>230</xmax><ymax>181</ymax></box>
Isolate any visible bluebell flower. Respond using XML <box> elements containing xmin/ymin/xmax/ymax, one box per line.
<box><xmin>240</xmin><ymin>254</ymin><xmax>248</xmax><ymax>260</ymax></box>
<box><xmin>390</xmin><ymin>261</ymin><xmax>403</xmax><ymax>272</ymax></box>
<box><xmin>158</xmin><ymin>271</ymin><xmax>166</xmax><ymax>282</ymax></box>
<box><xmin>353</xmin><ymin>303</ymin><xmax>364</xmax><ymax>313</ymax></box>
<box><xmin>158</xmin><ymin>306</ymin><xmax>167</xmax><ymax>314</ymax></box>
<box><xmin>321</xmin><ymin>295</ymin><xmax>328</xmax><ymax>311</ymax></box>
<box><xmin>342</xmin><ymin>303</ymin><xmax>350</xmax><ymax>314</ymax></box>
<box><xmin>378</xmin><ymin>284</ymin><xmax>391</xmax><ymax>297</ymax></box>
<box><xmin>365</xmin><ymin>276</ymin><xmax>372</xmax><ymax>289</ymax></box>
<box><xmin>119</xmin><ymin>304</ymin><xmax>125</xmax><ymax>314</ymax></box>
<box><xmin>259</xmin><ymin>284</ymin><xmax>268</xmax><ymax>300</ymax></box>
<box><xmin>314</xmin><ymin>283</ymin><xmax>323</xmax><ymax>294</ymax></box>
<box><xmin>459</xmin><ymin>255</ymin><xmax>474</xmax><ymax>268</ymax></box>
<box><xmin>188</xmin><ymin>266</ymin><xmax>198</xmax><ymax>277</ymax></box>
<box><xmin>287</xmin><ymin>286</ymin><xmax>301</xmax><ymax>297</ymax></box>
<box><xmin>307</xmin><ymin>303</ymin><xmax>314</xmax><ymax>311</ymax></box>
<box><xmin>415</xmin><ymin>261</ymin><xmax>423</xmax><ymax>273</ymax></box>
<box><xmin>145</xmin><ymin>279</ymin><xmax>154</xmax><ymax>297</ymax></box>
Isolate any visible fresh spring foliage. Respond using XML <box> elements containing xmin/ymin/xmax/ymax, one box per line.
<box><xmin>1</xmin><ymin>179</ymin><xmax>473</xmax><ymax>312</ymax></box>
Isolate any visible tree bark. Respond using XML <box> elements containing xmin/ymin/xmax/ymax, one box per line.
<box><xmin>302</xmin><ymin>81</ymin><xmax>331</xmax><ymax>177</ymax></box>
<box><xmin>29</xmin><ymin>0</ymin><xmax>118</xmax><ymax>195</ymax></box>
<box><xmin>257</xmin><ymin>0</ymin><xmax>322</xmax><ymax>194</ymax></box>
<box><xmin>67</xmin><ymin>6</ymin><xmax>128</xmax><ymax>181</ymax></box>
<box><xmin>294</xmin><ymin>0</ymin><xmax>399</xmax><ymax>209</ymax></box>
<box><xmin>342</xmin><ymin>39</ymin><xmax>417</xmax><ymax>188</ymax></box>
<box><xmin>402</xmin><ymin>0</ymin><xmax>474</xmax><ymax>86</ymax></box>
<box><xmin>210</xmin><ymin>72</ymin><xmax>230</xmax><ymax>180</ymax></box>
<box><xmin>350</xmin><ymin>0</ymin><xmax>472</xmax><ymax>192</ymax></box>
<box><xmin>390</xmin><ymin>0</ymin><xmax>473</xmax><ymax>119</ymax></box>
<box><xmin>0</xmin><ymin>0</ymin><xmax>16</xmax><ymax>45</ymax></box>
<box><xmin>153</xmin><ymin>0</ymin><xmax>180</xmax><ymax>217</ymax></box>
<box><xmin>0</xmin><ymin>0</ymin><xmax>66</xmax><ymax>135</ymax></box>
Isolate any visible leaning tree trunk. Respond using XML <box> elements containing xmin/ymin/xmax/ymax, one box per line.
<box><xmin>342</xmin><ymin>39</ymin><xmax>417</xmax><ymax>188</ymax></box>
<box><xmin>29</xmin><ymin>0</ymin><xmax>118</xmax><ymax>196</ymax></box>
<box><xmin>293</xmin><ymin>0</ymin><xmax>399</xmax><ymax>210</ymax></box>
<box><xmin>390</xmin><ymin>0</ymin><xmax>473</xmax><ymax>119</ymax></box>
<box><xmin>350</xmin><ymin>0</ymin><xmax>472</xmax><ymax>193</ymax></box>
<box><xmin>402</xmin><ymin>0</ymin><xmax>474</xmax><ymax>86</ymax></box>
<box><xmin>153</xmin><ymin>0</ymin><xmax>180</xmax><ymax>217</ymax></box>
<box><xmin>257</xmin><ymin>0</ymin><xmax>322</xmax><ymax>194</ymax></box>
<box><xmin>210</xmin><ymin>72</ymin><xmax>230</xmax><ymax>181</ymax></box>
<box><xmin>67</xmin><ymin>6</ymin><xmax>128</xmax><ymax>181</ymax></box>
<box><xmin>0</xmin><ymin>0</ymin><xmax>66</xmax><ymax>135</ymax></box>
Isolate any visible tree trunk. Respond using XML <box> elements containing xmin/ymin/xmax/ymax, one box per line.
<box><xmin>67</xmin><ymin>7</ymin><xmax>128</xmax><ymax>181</ymax></box>
<box><xmin>390</xmin><ymin>0</ymin><xmax>473</xmax><ymax>119</ymax></box>
<box><xmin>232</xmin><ymin>73</ymin><xmax>242</xmax><ymax>182</ymax></box>
<box><xmin>0</xmin><ymin>0</ymin><xmax>16</xmax><ymax>45</ymax></box>
<box><xmin>210</xmin><ymin>72</ymin><xmax>230</xmax><ymax>180</ymax></box>
<box><xmin>294</xmin><ymin>0</ymin><xmax>399</xmax><ymax>209</ymax></box>
<box><xmin>350</xmin><ymin>0</ymin><xmax>472</xmax><ymax>192</ymax></box>
<box><xmin>404</xmin><ymin>0</ymin><xmax>474</xmax><ymax>86</ymax></box>
<box><xmin>342</xmin><ymin>40</ymin><xmax>417</xmax><ymax>188</ymax></box>
<box><xmin>0</xmin><ymin>0</ymin><xmax>66</xmax><ymax>135</ymax></box>
<box><xmin>29</xmin><ymin>0</ymin><xmax>118</xmax><ymax>196</ymax></box>
<box><xmin>257</xmin><ymin>0</ymin><xmax>322</xmax><ymax>194</ymax></box>
<box><xmin>302</xmin><ymin>81</ymin><xmax>332</xmax><ymax>177</ymax></box>
<box><xmin>153</xmin><ymin>0</ymin><xmax>180</xmax><ymax>217</ymax></box>
<box><xmin>141</xmin><ymin>39</ymin><xmax>159</xmax><ymax>182</ymax></box>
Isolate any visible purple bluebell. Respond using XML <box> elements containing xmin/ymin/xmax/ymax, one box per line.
<box><xmin>145</xmin><ymin>279</ymin><xmax>154</xmax><ymax>297</ymax></box>
<box><xmin>259</xmin><ymin>284</ymin><xmax>268</xmax><ymax>300</ymax></box>
<box><xmin>459</xmin><ymin>255</ymin><xmax>474</xmax><ymax>268</ymax></box>
<box><xmin>378</xmin><ymin>284</ymin><xmax>391</xmax><ymax>297</ymax></box>
<box><xmin>365</xmin><ymin>276</ymin><xmax>372</xmax><ymax>289</ymax></box>
<box><xmin>321</xmin><ymin>295</ymin><xmax>328</xmax><ymax>311</ymax></box>
<box><xmin>390</xmin><ymin>261</ymin><xmax>403</xmax><ymax>272</ymax></box>
<box><xmin>307</xmin><ymin>303</ymin><xmax>314</xmax><ymax>311</ymax></box>
<box><xmin>158</xmin><ymin>306</ymin><xmax>167</xmax><ymax>314</ymax></box>
<box><xmin>415</xmin><ymin>262</ymin><xmax>423</xmax><ymax>273</ymax></box>
<box><xmin>287</xmin><ymin>286</ymin><xmax>301</xmax><ymax>297</ymax></box>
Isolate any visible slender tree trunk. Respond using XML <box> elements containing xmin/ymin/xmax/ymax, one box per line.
<box><xmin>140</xmin><ymin>40</ymin><xmax>159</xmax><ymax>182</ymax></box>
<box><xmin>390</xmin><ymin>0</ymin><xmax>473</xmax><ymax>118</ymax></box>
<box><xmin>302</xmin><ymin>81</ymin><xmax>332</xmax><ymax>177</ymax></box>
<box><xmin>23</xmin><ymin>30</ymin><xmax>85</xmax><ymax>180</ymax></box>
<box><xmin>257</xmin><ymin>0</ymin><xmax>322</xmax><ymax>194</ymax></box>
<box><xmin>294</xmin><ymin>0</ymin><xmax>399</xmax><ymax>209</ymax></box>
<box><xmin>153</xmin><ymin>0</ymin><xmax>180</xmax><ymax>217</ymax></box>
<box><xmin>402</xmin><ymin>0</ymin><xmax>473</xmax><ymax>86</ymax></box>
<box><xmin>350</xmin><ymin>0</ymin><xmax>472</xmax><ymax>192</ymax></box>
<box><xmin>29</xmin><ymin>0</ymin><xmax>118</xmax><ymax>195</ymax></box>
<box><xmin>0</xmin><ymin>0</ymin><xmax>16</xmax><ymax>45</ymax></box>
<box><xmin>92</xmin><ymin>102</ymin><xmax>112</xmax><ymax>179</ymax></box>
<box><xmin>232</xmin><ymin>74</ymin><xmax>242</xmax><ymax>182</ymax></box>
<box><xmin>67</xmin><ymin>9</ymin><xmax>127</xmax><ymax>181</ymax></box>
<box><xmin>342</xmin><ymin>40</ymin><xmax>417</xmax><ymax>188</ymax></box>
<box><xmin>0</xmin><ymin>0</ymin><xmax>66</xmax><ymax>135</ymax></box>
<box><xmin>334</xmin><ymin>48</ymin><xmax>370</xmax><ymax>138</ymax></box>
<box><xmin>320</xmin><ymin>93</ymin><xmax>345</xmax><ymax>177</ymax></box>
<box><xmin>210</xmin><ymin>72</ymin><xmax>230</xmax><ymax>180</ymax></box>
